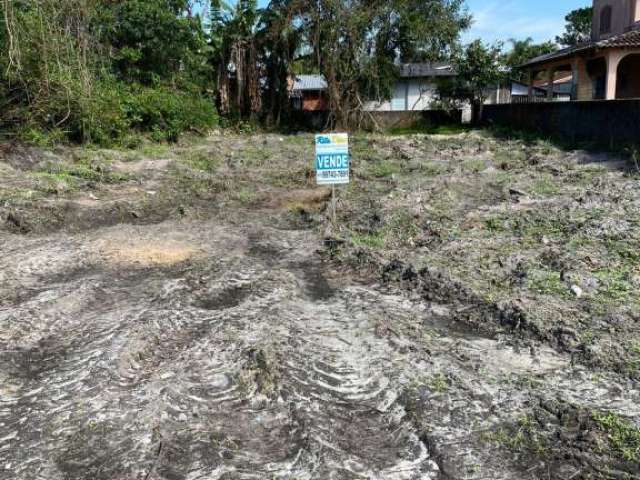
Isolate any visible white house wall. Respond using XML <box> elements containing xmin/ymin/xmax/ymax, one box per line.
<box><xmin>364</xmin><ymin>78</ymin><xmax>441</xmax><ymax>112</ymax></box>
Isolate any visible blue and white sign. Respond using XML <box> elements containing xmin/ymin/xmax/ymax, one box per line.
<box><xmin>316</xmin><ymin>133</ymin><xmax>350</xmax><ymax>185</ymax></box>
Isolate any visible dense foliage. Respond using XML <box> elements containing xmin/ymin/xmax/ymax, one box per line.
<box><xmin>0</xmin><ymin>1</ymin><xmax>588</xmax><ymax>140</ymax></box>
<box><xmin>556</xmin><ymin>7</ymin><xmax>593</xmax><ymax>47</ymax></box>
<box><xmin>451</xmin><ymin>40</ymin><xmax>504</xmax><ymax>122</ymax></box>
<box><xmin>208</xmin><ymin>0</ymin><xmax>471</xmax><ymax>129</ymax></box>
<box><xmin>0</xmin><ymin>0</ymin><xmax>216</xmax><ymax>145</ymax></box>
<box><xmin>503</xmin><ymin>38</ymin><xmax>558</xmax><ymax>82</ymax></box>
<box><xmin>294</xmin><ymin>0</ymin><xmax>471</xmax><ymax>128</ymax></box>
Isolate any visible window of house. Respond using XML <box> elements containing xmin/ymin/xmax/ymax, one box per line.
<box><xmin>600</xmin><ymin>6</ymin><xmax>612</xmax><ymax>34</ymax></box>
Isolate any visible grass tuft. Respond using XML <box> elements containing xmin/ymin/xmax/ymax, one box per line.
<box><xmin>593</xmin><ymin>412</ymin><xmax>640</xmax><ymax>462</ymax></box>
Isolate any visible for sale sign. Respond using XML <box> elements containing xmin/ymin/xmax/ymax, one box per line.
<box><xmin>315</xmin><ymin>133</ymin><xmax>350</xmax><ymax>185</ymax></box>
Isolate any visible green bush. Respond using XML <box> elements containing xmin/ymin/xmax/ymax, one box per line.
<box><xmin>0</xmin><ymin>1</ymin><xmax>216</xmax><ymax>147</ymax></box>
<box><xmin>124</xmin><ymin>85</ymin><xmax>218</xmax><ymax>142</ymax></box>
<box><xmin>13</xmin><ymin>80</ymin><xmax>218</xmax><ymax>147</ymax></box>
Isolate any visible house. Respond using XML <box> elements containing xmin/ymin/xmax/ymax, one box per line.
<box><xmin>290</xmin><ymin>63</ymin><xmax>457</xmax><ymax>112</ymax></box>
<box><xmin>363</xmin><ymin>63</ymin><xmax>457</xmax><ymax>111</ymax></box>
<box><xmin>506</xmin><ymin>77</ymin><xmax>573</xmax><ymax>103</ymax></box>
<box><xmin>522</xmin><ymin>0</ymin><xmax>640</xmax><ymax>100</ymax></box>
<box><xmin>290</xmin><ymin>75</ymin><xmax>329</xmax><ymax>112</ymax></box>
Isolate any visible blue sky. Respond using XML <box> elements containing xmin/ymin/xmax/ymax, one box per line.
<box><xmin>463</xmin><ymin>0</ymin><xmax>590</xmax><ymax>44</ymax></box>
<box><xmin>219</xmin><ymin>0</ymin><xmax>591</xmax><ymax>46</ymax></box>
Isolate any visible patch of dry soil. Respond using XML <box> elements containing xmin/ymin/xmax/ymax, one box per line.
<box><xmin>1</xmin><ymin>217</ymin><xmax>638</xmax><ymax>480</ymax></box>
<box><xmin>1</xmin><ymin>134</ymin><xmax>639</xmax><ymax>480</ymax></box>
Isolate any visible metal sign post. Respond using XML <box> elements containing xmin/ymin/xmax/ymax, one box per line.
<box><xmin>315</xmin><ymin>133</ymin><xmax>349</xmax><ymax>225</ymax></box>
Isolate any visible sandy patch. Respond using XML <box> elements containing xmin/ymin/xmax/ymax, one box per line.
<box><xmin>113</xmin><ymin>158</ymin><xmax>173</xmax><ymax>174</ymax></box>
<box><xmin>269</xmin><ymin>187</ymin><xmax>332</xmax><ymax>210</ymax></box>
<box><xmin>96</xmin><ymin>238</ymin><xmax>201</xmax><ymax>266</ymax></box>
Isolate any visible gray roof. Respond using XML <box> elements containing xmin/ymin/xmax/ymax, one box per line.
<box><xmin>399</xmin><ymin>63</ymin><xmax>456</xmax><ymax>77</ymax></box>
<box><xmin>522</xmin><ymin>28</ymin><xmax>640</xmax><ymax>68</ymax></box>
<box><xmin>292</xmin><ymin>75</ymin><xmax>327</xmax><ymax>91</ymax></box>
<box><xmin>521</xmin><ymin>44</ymin><xmax>591</xmax><ymax>68</ymax></box>
<box><xmin>292</xmin><ymin>64</ymin><xmax>456</xmax><ymax>92</ymax></box>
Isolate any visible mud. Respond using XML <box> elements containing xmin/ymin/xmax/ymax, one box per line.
<box><xmin>1</xmin><ymin>133</ymin><xmax>639</xmax><ymax>479</ymax></box>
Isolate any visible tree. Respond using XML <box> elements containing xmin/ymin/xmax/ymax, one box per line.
<box><xmin>256</xmin><ymin>0</ymin><xmax>304</xmax><ymax>126</ymax></box>
<box><xmin>556</xmin><ymin>7</ymin><xmax>593</xmax><ymax>47</ymax></box>
<box><xmin>0</xmin><ymin>0</ymin><xmax>217</xmax><ymax>144</ymax></box>
<box><xmin>295</xmin><ymin>0</ymin><xmax>471</xmax><ymax>128</ymax></box>
<box><xmin>0</xmin><ymin>0</ymin><xmax>101</xmax><ymax>136</ymax></box>
<box><xmin>210</xmin><ymin>0</ymin><xmax>262</xmax><ymax>118</ymax></box>
<box><xmin>95</xmin><ymin>0</ymin><xmax>210</xmax><ymax>85</ymax></box>
<box><xmin>503</xmin><ymin>38</ymin><xmax>557</xmax><ymax>82</ymax></box>
<box><xmin>453</xmin><ymin>40</ymin><xmax>504</xmax><ymax>123</ymax></box>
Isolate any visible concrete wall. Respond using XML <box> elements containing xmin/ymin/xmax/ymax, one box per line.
<box><xmin>481</xmin><ymin>100</ymin><xmax>640</xmax><ymax>148</ymax></box>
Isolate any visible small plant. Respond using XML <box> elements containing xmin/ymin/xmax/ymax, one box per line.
<box><xmin>429</xmin><ymin>373</ymin><xmax>449</xmax><ymax>394</ymax></box>
<box><xmin>532</xmin><ymin>177</ymin><xmax>560</xmax><ymax>196</ymax></box>
<box><xmin>485</xmin><ymin>216</ymin><xmax>506</xmax><ymax>232</ymax></box>
<box><xmin>370</xmin><ymin>161</ymin><xmax>400</xmax><ymax>178</ymax></box>
<box><xmin>484</xmin><ymin>416</ymin><xmax>548</xmax><ymax>456</ymax></box>
<box><xmin>528</xmin><ymin>270</ymin><xmax>569</xmax><ymax>298</ymax></box>
<box><xmin>234</xmin><ymin>189</ymin><xmax>257</xmax><ymax>205</ymax></box>
<box><xmin>594</xmin><ymin>268</ymin><xmax>633</xmax><ymax>304</ymax></box>
<box><xmin>593</xmin><ymin>412</ymin><xmax>640</xmax><ymax>463</ymax></box>
<box><xmin>350</xmin><ymin>232</ymin><xmax>386</xmax><ymax>249</ymax></box>
<box><xmin>462</xmin><ymin>158</ymin><xmax>486</xmax><ymax>173</ymax></box>
<box><xmin>45</xmin><ymin>159</ymin><xmax>130</xmax><ymax>184</ymax></box>
<box><xmin>186</xmin><ymin>152</ymin><xmax>219</xmax><ymax>173</ymax></box>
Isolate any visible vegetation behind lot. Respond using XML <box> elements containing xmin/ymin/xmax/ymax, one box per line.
<box><xmin>0</xmin><ymin>0</ymin><xmax>217</xmax><ymax>146</ymax></box>
<box><xmin>0</xmin><ymin>0</ymin><xmax>476</xmax><ymax>143</ymax></box>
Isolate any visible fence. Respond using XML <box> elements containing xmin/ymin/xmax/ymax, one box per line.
<box><xmin>481</xmin><ymin>99</ymin><xmax>640</xmax><ymax>148</ymax></box>
<box><xmin>511</xmin><ymin>95</ymin><xmax>551</xmax><ymax>104</ymax></box>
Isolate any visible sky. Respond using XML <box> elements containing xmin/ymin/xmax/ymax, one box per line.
<box><xmin>214</xmin><ymin>0</ymin><xmax>591</xmax><ymax>46</ymax></box>
<box><xmin>463</xmin><ymin>0</ymin><xmax>590</xmax><ymax>45</ymax></box>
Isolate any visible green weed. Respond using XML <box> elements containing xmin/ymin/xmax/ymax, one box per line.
<box><xmin>528</xmin><ymin>270</ymin><xmax>569</xmax><ymax>298</ymax></box>
<box><xmin>388</xmin><ymin>123</ymin><xmax>469</xmax><ymax>136</ymax></box>
<box><xmin>462</xmin><ymin>158</ymin><xmax>486</xmax><ymax>173</ymax></box>
<box><xmin>532</xmin><ymin>177</ymin><xmax>560</xmax><ymax>196</ymax></box>
<box><xmin>140</xmin><ymin>143</ymin><xmax>171</xmax><ymax>157</ymax></box>
<box><xmin>593</xmin><ymin>412</ymin><xmax>640</xmax><ymax>462</ymax></box>
<box><xmin>186</xmin><ymin>152</ymin><xmax>219</xmax><ymax>173</ymax></box>
<box><xmin>350</xmin><ymin>232</ymin><xmax>386</xmax><ymax>249</ymax></box>
<box><xmin>369</xmin><ymin>162</ymin><xmax>400</xmax><ymax>178</ymax></box>
<box><xmin>593</xmin><ymin>268</ymin><xmax>633</xmax><ymax>304</ymax></box>
<box><xmin>233</xmin><ymin>189</ymin><xmax>257</xmax><ymax>205</ymax></box>
<box><xmin>485</xmin><ymin>216</ymin><xmax>507</xmax><ymax>232</ymax></box>
<box><xmin>484</xmin><ymin>419</ymin><xmax>548</xmax><ymax>456</ymax></box>
<box><xmin>39</xmin><ymin>158</ymin><xmax>131</xmax><ymax>185</ymax></box>
<box><xmin>429</xmin><ymin>373</ymin><xmax>449</xmax><ymax>394</ymax></box>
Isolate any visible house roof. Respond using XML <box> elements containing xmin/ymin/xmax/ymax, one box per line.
<box><xmin>292</xmin><ymin>63</ymin><xmax>455</xmax><ymax>92</ymax></box>
<box><xmin>292</xmin><ymin>75</ymin><xmax>327</xmax><ymax>91</ymax></box>
<box><xmin>522</xmin><ymin>28</ymin><xmax>640</xmax><ymax>68</ymax></box>
<box><xmin>598</xmin><ymin>28</ymin><xmax>640</xmax><ymax>47</ymax></box>
<box><xmin>398</xmin><ymin>63</ymin><xmax>456</xmax><ymax>77</ymax></box>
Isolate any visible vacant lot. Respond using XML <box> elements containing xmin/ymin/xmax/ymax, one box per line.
<box><xmin>1</xmin><ymin>131</ymin><xmax>639</xmax><ymax>479</ymax></box>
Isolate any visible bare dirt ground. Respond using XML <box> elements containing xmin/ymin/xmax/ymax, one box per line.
<box><xmin>1</xmin><ymin>131</ymin><xmax>639</xmax><ymax>479</ymax></box>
